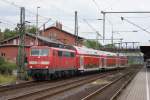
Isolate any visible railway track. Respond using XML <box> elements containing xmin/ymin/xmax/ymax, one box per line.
<box><xmin>0</xmin><ymin>72</ymin><xmax>106</xmax><ymax>94</ymax></box>
<box><xmin>7</xmin><ymin>71</ymin><xmax>118</xmax><ymax>100</ymax></box>
<box><xmin>0</xmin><ymin>67</ymin><xmax>139</xmax><ymax>100</ymax></box>
<box><xmin>81</xmin><ymin>68</ymin><xmax>139</xmax><ymax>100</ymax></box>
<box><xmin>0</xmin><ymin>81</ymin><xmax>40</xmax><ymax>92</ymax></box>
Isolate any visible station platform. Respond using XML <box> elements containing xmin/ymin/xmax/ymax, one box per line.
<box><xmin>118</xmin><ymin>67</ymin><xmax>149</xmax><ymax>100</ymax></box>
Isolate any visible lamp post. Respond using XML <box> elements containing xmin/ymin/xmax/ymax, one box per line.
<box><xmin>36</xmin><ymin>6</ymin><xmax>40</xmax><ymax>45</ymax></box>
<box><xmin>97</xmin><ymin>18</ymin><xmax>103</xmax><ymax>48</ymax></box>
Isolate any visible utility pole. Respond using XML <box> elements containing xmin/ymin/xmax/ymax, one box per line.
<box><xmin>74</xmin><ymin>11</ymin><xmax>78</xmax><ymax>46</ymax></box>
<box><xmin>101</xmin><ymin>11</ymin><xmax>105</xmax><ymax>43</ymax></box>
<box><xmin>17</xmin><ymin>7</ymin><xmax>26</xmax><ymax>80</ymax></box>
<box><xmin>111</xmin><ymin>31</ymin><xmax>114</xmax><ymax>47</ymax></box>
<box><xmin>36</xmin><ymin>6</ymin><xmax>40</xmax><ymax>45</ymax></box>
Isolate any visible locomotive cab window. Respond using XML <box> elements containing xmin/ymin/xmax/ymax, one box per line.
<box><xmin>31</xmin><ymin>49</ymin><xmax>49</xmax><ymax>56</ymax></box>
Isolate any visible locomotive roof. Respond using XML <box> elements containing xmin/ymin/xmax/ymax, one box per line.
<box><xmin>31</xmin><ymin>46</ymin><xmax>50</xmax><ymax>49</ymax></box>
<box><xmin>51</xmin><ymin>47</ymin><xmax>75</xmax><ymax>52</ymax></box>
<box><xmin>31</xmin><ymin>46</ymin><xmax>75</xmax><ymax>52</ymax></box>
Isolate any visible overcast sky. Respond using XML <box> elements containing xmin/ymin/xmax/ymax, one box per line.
<box><xmin>1</xmin><ymin>0</ymin><xmax>150</xmax><ymax>45</ymax></box>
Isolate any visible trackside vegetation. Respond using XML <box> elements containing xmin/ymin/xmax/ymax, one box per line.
<box><xmin>0</xmin><ymin>57</ymin><xmax>17</xmax><ymax>84</ymax></box>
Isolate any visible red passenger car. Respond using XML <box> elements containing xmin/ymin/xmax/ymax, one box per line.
<box><xmin>74</xmin><ymin>46</ymin><xmax>102</xmax><ymax>72</ymax></box>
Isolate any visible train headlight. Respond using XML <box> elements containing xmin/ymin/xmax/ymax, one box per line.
<box><xmin>46</xmin><ymin>66</ymin><xmax>48</xmax><ymax>68</ymax></box>
<box><xmin>29</xmin><ymin>61</ymin><xmax>37</xmax><ymax>64</ymax></box>
<box><xmin>41</xmin><ymin>61</ymin><xmax>50</xmax><ymax>64</ymax></box>
<box><xmin>30</xmin><ymin>66</ymin><xmax>32</xmax><ymax>68</ymax></box>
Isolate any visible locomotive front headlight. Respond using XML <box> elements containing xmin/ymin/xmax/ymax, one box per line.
<box><xmin>29</xmin><ymin>61</ymin><xmax>37</xmax><ymax>64</ymax></box>
<box><xmin>41</xmin><ymin>61</ymin><xmax>50</xmax><ymax>64</ymax></box>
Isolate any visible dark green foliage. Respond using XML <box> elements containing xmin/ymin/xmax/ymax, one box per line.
<box><xmin>0</xmin><ymin>57</ymin><xmax>17</xmax><ymax>75</ymax></box>
<box><xmin>26</xmin><ymin>25</ymin><xmax>36</xmax><ymax>34</ymax></box>
<box><xmin>2</xmin><ymin>25</ymin><xmax>36</xmax><ymax>40</ymax></box>
<box><xmin>0</xmin><ymin>57</ymin><xmax>5</xmax><ymax>65</ymax></box>
<box><xmin>3</xmin><ymin>28</ymin><xmax>19</xmax><ymax>39</ymax></box>
<box><xmin>83</xmin><ymin>40</ymin><xmax>103</xmax><ymax>49</ymax></box>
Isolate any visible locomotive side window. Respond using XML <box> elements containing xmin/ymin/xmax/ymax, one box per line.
<box><xmin>58</xmin><ymin>51</ymin><xmax>62</xmax><ymax>57</ymax></box>
<box><xmin>71</xmin><ymin>52</ymin><xmax>75</xmax><ymax>57</ymax></box>
<box><xmin>63</xmin><ymin>51</ymin><xmax>71</xmax><ymax>57</ymax></box>
<box><xmin>63</xmin><ymin>52</ymin><xmax>75</xmax><ymax>57</ymax></box>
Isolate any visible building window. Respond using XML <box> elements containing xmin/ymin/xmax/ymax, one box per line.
<box><xmin>17</xmin><ymin>39</ymin><xmax>20</xmax><ymax>45</ymax></box>
<box><xmin>30</xmin><ymin>42</ymin><xmax>33</xmax><ymax>45</ymax></box>
<box><xmin>49</xmin><ymin>32</ymin><xmax>52</xmax><ymax>39</ymax></box>
<box><xmin>13</xmin><ymin>39</ymin><xmax>17</xmax><ymax>45</ymax></box>
<box><xmin>1</xmin><ymin>53</ymin><xmax>5</xmax><ymax>56</ymax></box>
<box><xmin>53</xmin><ymin>33</ymin><xmax>57</xmax><ymax>39</ymax></box>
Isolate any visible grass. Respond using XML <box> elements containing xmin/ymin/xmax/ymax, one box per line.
<box><xmin>0</xmin><ymin>74</ymin><xmax>16</xmax><ymax>84</ymax></box>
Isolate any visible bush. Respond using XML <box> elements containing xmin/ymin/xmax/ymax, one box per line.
<box><xmin>0</xmin><ymin>62</ymin><xmax>17</xmax><ymax>75</ymax></box>
<box><xmin>0</xmin><ymin>57</ymin><xmax>5</xmax><ymax>65</ymax></box>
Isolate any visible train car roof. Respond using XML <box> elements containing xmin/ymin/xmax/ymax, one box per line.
<box><xmin>74</xmin><ymin>46</ymin><xmax>118</xmax><ymax>56</ymax></box>
<box><xmin>74</xmin><ymin>46</ymin><xmax>103</xmax><ymax>56</ymax></box>
<box><xmin>101</xmin><ymin>51</ymin><xmax>117</xmax><ymax>56</ymax></box>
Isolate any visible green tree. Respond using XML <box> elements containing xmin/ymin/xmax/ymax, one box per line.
<box><xmin>83</xmin><ymin>40</ymin><xmax>103</xmax><ymax>49</ymax></box>
<box><xmin>2</xmin><ymin>25</ymin><xmax>36</xmax><ymax>40</ymax></box>
<box><xmin>26</xmin><ymin>25</ymin><xmax>36</xmax><ymax>34</ymax></box>
<box><xmin>3</xmin><ymin>28</ymin><xmax>18</xmax><ymax>39</ymax></box>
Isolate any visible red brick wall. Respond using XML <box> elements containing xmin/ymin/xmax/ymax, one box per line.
<box><xmin>42</xmin><ymin>28</ymin><xmax>76</xmax><ymax>45</ymax></box>
<box><xmin>0</xmin><ymin>46</ymin><xmax>30</xmax><ymax>62</ymax></box>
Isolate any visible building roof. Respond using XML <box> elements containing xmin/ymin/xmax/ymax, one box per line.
<box><xmin>44</xmin><ymin>26</ymin><xmax>84</xmax><ymax>40</ymax></box>
<box><xmin>0</xmin><ymin>33</ymin><xmax>74</xmax><ymax>50</ymax></box>
<box><xmin>27</xmin><ymin>33</ymin><xmax>63</xmax><ymax>44</ymax></box>
<box><xmin>0</xmin><ymin>33</ymin><xmax>63</xmax><ymax>45</ymax></box>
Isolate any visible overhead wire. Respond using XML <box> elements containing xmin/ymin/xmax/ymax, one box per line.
<box><xmin>0</xmin><ymin>0</ymin><xmax>103</xmax><ymax>35</ymax></box>
<box><xmin>0</xmin><ymin>0</ymin><xmax>75</xmax><ymax>32</ymax></box>
<box><xmin>121</xmin><ymin>17</ymin><xmax>150</xmax><ymax>34</ymax></box>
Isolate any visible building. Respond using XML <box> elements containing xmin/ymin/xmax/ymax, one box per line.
<box><xmin>41</xmin><ymin>23</ymin><xmax>83</xmax><ymax>45</ymax></box>
<box><xmin>0</xmin><ymin>25</ymin><xmax>83</xmax><ymax>62</ymax></box>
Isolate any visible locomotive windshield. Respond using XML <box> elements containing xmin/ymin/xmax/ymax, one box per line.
<box><xmin>31</xmin><ymin>49</ymin><xmax>49</xmax><ymax>56</ymax></box>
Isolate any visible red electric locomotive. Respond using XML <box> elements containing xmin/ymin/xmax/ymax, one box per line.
<box><xmin>28</xmin><ymin>46</ymin><xmax>77</xmax><ymax>80</ymax></box>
